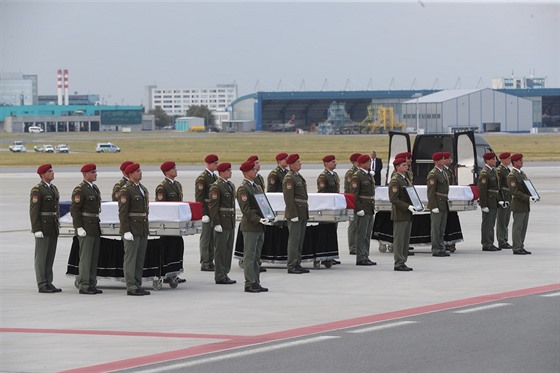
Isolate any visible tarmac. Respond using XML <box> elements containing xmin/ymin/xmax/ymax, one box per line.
<box><xmin>0</xmin><ymin>162</ymin><xmax>559</xmax><ymax>372</ymax></box>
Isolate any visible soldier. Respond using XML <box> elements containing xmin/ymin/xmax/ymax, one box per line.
<box><xmin>317</xmin><ymin>154</ymin><xmax>341</xmax><ymax>265</ymax></box>
<box><xmin>344</xmin><ymin>153</ymin><xmax>361</xmax><ymax>255</ymax></box>
<box><xmin>351</xmin><ymin>154</ymin><xmax>377</xmax><ymax>266</ymax></box>
<box><xmin>237</xmin><ymin>161</ymin><xmax>270</xmax><ymax>293</ymax></box>
<box><xmin>427</xmin><ymin>152</ymin><xmax>450</xmax><ymax>257</ymax></box>
<box><xmin>267</xmin><ymin>152</ymin><xmax>289</xmax><ymax>192</ymax></box>
<box><xmin>209</xmin><ymin>162</ymin><xmax>237</xmax><ymax>285</ymax></box>
<box><xmin>247</xmin><ymin>155</ymin><xmax>265</xmax><ymax>190</ymax></box>
<box><xmin>389</xmin><ymin>158</ymin><xmax>416</xmax><ymax>271</ymax></box>
<box><xmin>283</xmin><ymin>154</ymin><xmax>310</xmax><ymax>274</ymax></box>
<box><xmin>507</xmin><ymin>153</ymin><xmax>535</xmax><ymax>255</ymax></box>
<box><xmin>496</xmin><ymin>152</ymin><xmax>513</xmax><ymax>249</ymax></box>
<box><xmin>478</xmin><ymin>152</ymin><xmax>502</xmax><ymax>252</ymax></box>
<box><xmin>112</xmin><ymin>160</ymin><xmax>134</xmax><ymax>201</ymax></box>
<box><xmin>442</xmin><ymin>151</ymin><xmax>457</xmax><ymax>253</ymax></box>
<box><xmin>118</xmin><ymin>162</ymin><xmax>150</xmax><ymax>296</ymax></box>
<box><xmin>70</xmin><ymin>164</ymin><xmax>102</xmax><ymax>294</ymax></box>
<box><xmin>391</xmin><ymin>152</ymin><xmax>413</xmax><ymax>184</ymax></box>
<box><xmin>155</xmin><ymin>161</ymin><xmax>186</xmax><ymax>284</ymax></box>
<box><xmin>195</xmin><ymin>154</ymin><xmax>219</xmax><ymax>272</ymax></box>
<box><xmin>30</xmin><ymin>164</ymin><xmax>62</xmax><ymax>293</ymax></box>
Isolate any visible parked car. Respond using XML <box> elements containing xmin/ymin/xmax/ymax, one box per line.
<box><xmin>55</xmin><ymin>144</ymin><xmax>70</xmax><ymax>153</ymax></box>
<box><xmin>96</xmin><ymin>142</ymin><xmax>120</xmax><ymax>153</ymax></box>
<box><xmin>28</xmin><ymin>126</ymin><xmax>44</xmax><ymax>133</ymax></box>
<box><xmin>43</xmin><ymin>145</ymin><xmax>54</xmax><ymax>153</ymax></box>
<box><xmin>8</xmin><ymin>141</ymin><xmax>26</xmax><ymax>152</ymax></box>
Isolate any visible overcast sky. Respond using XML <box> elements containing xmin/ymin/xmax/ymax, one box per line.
<box><xmin>1</xmin><ymin>0</ymin><xmax>557</xmax><ymax>106</ymax></box>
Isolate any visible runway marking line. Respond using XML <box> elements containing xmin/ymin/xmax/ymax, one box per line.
<box><xmin>452</xmin><ymin>302</ymin><xmax>510</xmax><ymax>313</ymax></box>
<box><xmin>347</xmin><ymin>320</ymin><xmax>418</xmax><ymax>333</ymax></box>
<box><xmin>3</xmin><ymin>283</ymin><xmax>558</xmax><ymax>373</ymax></box>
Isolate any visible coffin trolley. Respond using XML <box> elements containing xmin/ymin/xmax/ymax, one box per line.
<box><xmin>60</xmin><ymin>201</ymin><xmax>202</xmax><ymax>290</ymax></box>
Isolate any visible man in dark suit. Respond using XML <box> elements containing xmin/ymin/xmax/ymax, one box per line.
<box><xmin>369</xmin><ymin>151</ymin><xmax>383</xmax><ymax>186</ymax></box>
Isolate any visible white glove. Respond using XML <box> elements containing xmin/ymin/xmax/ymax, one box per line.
<box><xmin>290</xmin><ymin>217</ymin><xmax>299</xmax><ymax>223</ymax></box>
<box><xmin>530</xmin><ymin>196</ymin><xmax>538</xmax><ymax>202</ymax></box>
<box><xmin>34</xmin><ymin>231</ymin><xmax>44</xmax><ymax>238</ymax></box>
<box><xmin>77</xmin><ymin>227</ymin><xmax>87</xmax><ymax>237</ymax></box>
<box><xmin>260</xmin><ymin>218</ymin><xmax>273</xmax><ymax>226</ymax></box>
<box><xmin>431</xmin><ymin>208</ymin><xmax>440</xmax><ymax>214</ymax></box>
<box><xmin>202</xmin><ymin>215</ymin><xmax>210</xmax><ymax>223</ymax></box>
<box><xmin>356</xmin><ymin>210</ymin><xmax>365</xmax><ymax>217</ymax></box>
<box><xmin>124</xmin><ymin>232</ymin><xmax>134</xmax><ymax>241</ymax></box>
<box><xmin>498</xmin><ymin>201</ymin><xmax>505</xmax><ymax>207</ymax></box>
<box><xmin>481</xmin><ymin>207</ymin><xmax>490</xmax><ymax>213</ymax></box>
<box><xmin>369</xmin><ymin>170</ymin><xmax>375</xmax><ymax>176</ymax></box>
<box><xmin>214</xmin><ymin>224</ymin><xmax>223</xmax><ymax>232</ymax></box>
<box><xmin>407</xmin><ymin>205</ymin><xmax>416</xmax><ymax>213</ymax></box>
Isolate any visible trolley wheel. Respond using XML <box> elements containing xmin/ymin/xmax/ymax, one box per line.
<box><xmin>74</xmin><ymin>277</ymin><xmax>79</xmax><ymax>289</ymax></box>
<box><xmin>168</xmin><ymin>277</ymin><xmax>179</xmax><ymax>289</ymax></box>
<box><xmin>238</xmin><ymin>259</ymin><xmax>244</xmax><ymax>269</ymax></box>
<box><xmin>378</xmin><ymin>243</ymin><xmax>387</xmax><ymax>253</ymax></box>
<box><xmin>322</xmin><ymin>260</ymin><xmax>333</xmax><ymax>269</ymax></box>
<box><xmin>387</xmin><ymin>244</ymin><xmax>394</xmax><ymax>253</ymax></box>
<box><xmin>447</xmin><ymin>245</ymin><xmax>457</xmax><ymax>253</ymax></box>
<box><xmin>152</xmin><ymin>279</ymin><xmax>163</xmax><ymax>291</ymax></box>
<box><xmin>313</xmin><ymin>261</ymin><xmax>321</xmax><ymax>270</ymax></box>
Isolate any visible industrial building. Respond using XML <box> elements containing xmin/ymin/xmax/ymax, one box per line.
<box><xmin>0</xmin><ymin>73</ymin><xmax>38</xmax><ymax>106</ymax></box>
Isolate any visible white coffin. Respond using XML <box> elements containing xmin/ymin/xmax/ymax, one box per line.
<box><xmin>374</xmin><ymin>185</ymin><xmax>477</xmax><ymax>212</ymax></box>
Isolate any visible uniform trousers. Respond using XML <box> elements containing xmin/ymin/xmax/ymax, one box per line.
<box><xmin>242</xmin><ymin>231</ymin><xmax>264</xmax><ymax>288</ymax></box>
<box><xmin>199</xmin><ymin>221</ymin><xmax>215</xmax><ymax>267</ymax></box>
<box><xmin>355</xmin><ymin>214</ymin><xmax>374</xmax><ymax>262</ymax></box>
<box><xmin>393</xmin><ymin>220</ymin><xmax>412</xmax><ymax>267</ymax></box>
<box><xmin>287</xmin><ymin>219</ymin><xmax>307</xmax><ymax>270</ymax></box>
<box><xmin>34</xmin><ymin>236</ymin><xmax>58</xmax><ymax>288</ymax></box>
<box><xmin>123</xmin><ymin>235</ymin><xmax>148</xmax><ymax>291</ymax></box>
<box><xmin>214</xmin><ymin>229</ymin><xmax>234</xmax><ymax>282</ymax></box>
<box><xmin>496</xmin><ymin>205</ymin><xmax>511</xmax><ymax>246</ymax></box>
<box><xmin>78</xmin><ymin>235</ymin><xmax>100</xmax><ymax>290</ymax></box>
<box><xmin>512</xmin><ymin>211</ymin><xmax>530</xmax><ymax>252</ymax></box>
<box><xmin>430</xmin><ymin>211</ymin><xmax>448</xmax><ymax>253</ymax></box>
<box><xmin>481</xmin><ymin>208</ymin><xmax>498</xmax><ymax>248</ymax></box>
<box><xmin>347</xmin><ymin>217</ymin><xmax>357</xmax><ymax>255</ymax></box>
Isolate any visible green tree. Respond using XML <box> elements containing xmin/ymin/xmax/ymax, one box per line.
<box><xmin>150</xmin><ymin>106</ymin><xmax>171</xmax><ymax>129</ymax></box>
<box><xmin>186</xmin><ymin>105</ymin><xmax>215</xmax><ymax>130</ymax></box>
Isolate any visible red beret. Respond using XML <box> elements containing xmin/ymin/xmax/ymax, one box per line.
<box><xmin>499</xmin><ymin>152</ymin><xmax>511</xmax><ymax>160</ymax></box>
<box><xmin>322</xmin><ymin>155</ymin><xmax>335</xmax><ymax>163</ymax></box>
<box><xmin>286</xmin><ymin>154</ymin><xmax>300</xmax><ymax>164</ymax></box>
<box><xmin>395</xmin><ymin>152</ymin><xmax>412</xmax><ymax>160</ymax></box>
<box><xmin>239</xmin><ymin>161</ymin><xmax>255</xmax><ymax>172</ymax></box>
<box><xmin>160</xmin><ymin>161</ymin><xmax>175</xmax><ymax>172</ymax></box>
<box><xmin>350</xmin><ymin>153</ymin><xmax>361</xmax><ymax>162</ymax></box>
<box><xmin>204</xmin><ymin>154</ymin><xmax>219</xmax><ymax>164</ymax></box>
<box><xmin>37</xmin><ymin>164</ymin><xmax>52</xmax><ymax>175</ymax></box>
<box><xmin>442</xmin><ymin>152</ymin><xmax>451</xmax><ymax>159</ymax></box>
<box><xmin>120</xmin><ymin>161</ymin><xmax>134</xmax><ymax>172</ymax></box>
<box><xmin>393</xmin><ymin>158</ymin><xmax>407</xmax><ymax>167</ymax></box>
<box><xmin>275</xmin><ymin>152</ymin><xmax>288</xmax><ymax>161</ymax></box>
<box><xmin>510</xmin><ymin>153</ymin><xmax>523</xmax><ymax>162</ymax></box>
<box><xmin>432</xmin><ymin>152</ymin><xmax>444</xmax><ymax>161</ymax></box>
<box><xmin>247</xmin><ymin>155</ymin><xmax>259</xmax><ymax>163</ymax></box>
<box><xmin>217</xmin><ymin>162</ymin><xmax>231</xmax><ymax>172</ymax></box>
<box><xmin>357</xmin><ymin>154</ymin><xmax>370</xmax><ymax>164</ymax></box>
<box><xmin>483</xmin><ymin>152</ymin><xmax>496</xmax><ymax>161</ymax></box>
<box><xmin>80</xmin><ymin>163</ymin><xmax>96</xmax><ymax>173</ymax></box>
<box><xmin>124</xmin><ymin>162</ymin><xmax>140</xmax><ymax>175</ymax></box>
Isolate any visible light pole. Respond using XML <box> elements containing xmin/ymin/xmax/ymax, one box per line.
<box><xmin>412</xmin><ymin>93</ymin><xmax>422</xmax><ymax>133</ymax></box>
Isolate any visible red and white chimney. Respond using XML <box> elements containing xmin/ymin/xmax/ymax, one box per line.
<box><xmin>63</xmin><ymin>69</ymin><xmax>69</xmax><ymax>105</ymax></box>
<box><xmin>57</xmin><ymin>69</ymin><xmax>63</xmax><ymax>105</ymax></box>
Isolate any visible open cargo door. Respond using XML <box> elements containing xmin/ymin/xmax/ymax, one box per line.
<box><xmin>454</xmin><ymin>131</ymin><xmax>477</xmax><ymax>185</ymax></box>
<box><xmin>385</xmin><ymin>131</ymin><xmax>410</xmax><ymax>185</ymax></box>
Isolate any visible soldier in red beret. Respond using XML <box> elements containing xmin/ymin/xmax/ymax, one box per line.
<box><xmin>344</xmin><ymin>153</ymin><xmax>361</xmax><ymax>255</ymax></box>
<box><xmin>267</xmin><ymin>152</ymin><xmax>289</xmax><ymax>193</ymax></box>
<box><xmin>478</xmin><ymin>152</ymin><xmax>501</xmax><ymax>252</ymax></box>
<box><xmin>316</xmin><ymin>155</ymin><xmax>341</xmax><ymax>266</ymax></box>
<box><xmin>496</xmin><ymin>152</ymin><xmax>513</xmax><ymax>249</ymax></box>
<box><xmin>30</xmin><ymin>164</ymin><xmax>62</xmax><ymax>293</ymax></box>
<box><xmin>196</xmin><ymin>154</ymin><xmax>219</xmax><ymax>271</ymax></box>
<box><xmin>113</xmin><ymin>161</ymin><xmax>134</xmax><ymax>201</ymax></box>
<box><xmin>70</xmin><ymin>164</ymin><xmax>102</xmax><ymax>294</ymax></box>
<box><xmin>247</xmin><ymin>155</ymin><xmax>265</xmax><ymax>191</ymax></box>
<box><xmin>507</xmin><ymin>153</ymin><xmax>534</xmax><ymax>255</ymax></box>
<box><xmin>427</xmin><ymin>152</ymin><xmax>450</xmax><ymax>256</ymax></box>
<box><xmin>391</xmin><ymin>152</ymin><xmax>414</xmax><ymax>184</ymax></box>
<box><xmin>351</xmin><ymin>155</ymin><xmax>377</xmax><ymax>266</ymax></box>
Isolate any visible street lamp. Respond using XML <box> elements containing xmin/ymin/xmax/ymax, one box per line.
<box><xmin>412</xmin><ymin>93</ymin><xmax>423</xmax><ymax>134</ymax></box>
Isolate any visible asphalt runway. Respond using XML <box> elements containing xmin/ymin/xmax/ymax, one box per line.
<box><xmin>0</xmin><ymin>162</ymin><xmax>558</xmax><ymax>372</ymax></box>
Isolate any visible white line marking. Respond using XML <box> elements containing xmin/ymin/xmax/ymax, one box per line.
<box><xmin>453</xmin><ymin>303</ymin><xmax>510</xmax><ymax>314</ymax></box>
<box><xmin>134</xmin><ymin>336</ymin><xmax>340</xmax><ymax>372</ymax></box>
<box><xmin>347</xmin><ymin>321</ymin><xmax>418</xmax><ymax>334</ymax></box>
<box><xmin>540</xmin><ymin>292</ymin><xmax>560</xmax><ymax>297</ymax></box>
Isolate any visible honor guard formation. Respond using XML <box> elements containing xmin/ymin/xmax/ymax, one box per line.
<box><xmin>29</xmin><ymin>150</ymin><xmax>537</xmax><ymax>295</ymax></box>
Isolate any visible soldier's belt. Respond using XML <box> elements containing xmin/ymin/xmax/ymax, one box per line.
<box><xmin>81</xmin><ymin>212</ymin><xmax>99</xmax><ymax>217</ymax></box>
<box><xmin>219</xmin><ymin>208</ymin><xmax>235</xmax><ymax>212</ymax></box>
<box><xmin>204</xmin><ymin>199</ymin><xmax>210</xmax><ymax>203</ymax></box>
<box><xmin>40</xmin><ymin>212</ymin><xmax>58</xmax><ymax>216</ymax></box>
<box><xmin>358</xmin><ymin>195</ymin><xmax>375</xmax><ymax>200</ymax></box>
<box><xmin>488</xmin><ymin>190</ymin><xmax>500</xmax><ymax>193</ymax></box>
<box><xmin>501</xmin><ymin>187</ymin><xmax>511</xmax><ymax>191</ymax></box>
<box><xmin>128</xmin><ymin>213</ymin><xmax>147</xmax><ymax>217</ymax></box>
<box><xmin>435</xmin><ymin>192</ymin><xmax>448</xmax><ymax>197</ymax></box>
<box><xmin>295</xmin><ymin>198</ymin><xmax>308</xmax><ymax>203</ymax></box>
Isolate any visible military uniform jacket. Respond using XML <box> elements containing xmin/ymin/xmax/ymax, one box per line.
<box><xmin>29</xmin><ymin>182</ymin><xmax>60</xmax><ymax>237</ymax></box>
<box><xmin>155</xmin><ymin>178</ymin><xmax>183</xmax><ymax>201</ymax></box>
<box><xmin>267</xmin><ymin>167</ymin><xmax>287</xmax><ymax>192</ymax></box>
<box><xmin>389</xmin><ymin>173</ymin><xmax>413</xmax><ymax>222</ymax></box>
<box><xmin>317</xmin><ymin>169</ymin><xmax>340</xmax><ymax>193</ymax></box>
<box><xmin>70</xmin><ymin>181</ymin><xmax>102</xmax><ymax>236</ymax></box>
<box><xmin>195</xmin><ymin>170</ymin><xmax>217</xmax><ymax>216</ymax></box>
<box><xmin>497</xmin><ymin>164</ymin><xmax>512</xmax><ymax>203</ymax></box>
<box><xmin>283</xmin><ymin>171</ymin><xmax>309</xmax><ymax>220</ymax></box>
<box><xmin>344</xmin><ymin>166</ymin><xmax>358</xmax><ymax>193</ymax></box>
<box><xmin>444</xmin><ymin>166</ymin><xmax>454</xmax><ymax>185</ymax></box>
<box><xmin>351</xmin><ymin>168</ymin><xmax>376</xmax><ymax>215</ymax></box>
<box><xmin>478</xmin><ymin>165</ymin><xmax>500</xmax><ymax>209</ymax></box>
<box><xmin>390</xmin><ymin>168</ymin><xmax>414</xmax><ymax>185</ymax></box>
<box><xmin>254</xmin><ymin>174</ymin><xmax>265</xmax><ymax>191</ymax></box>
<box><xmin>209</xmin><ymin>178</ymin><xmax>236</xmax><ymax>231</ymax></box>
<box><xmin>427</xmin><ymin>167</ymin><xmax>449</xmax><ymax>211</ymax></box>
<box><xmin>236</xmin><ymin>180</ymin><xmax>264</xmax><ymax>233</ymax></box>
<box><xmin>112</xmin><ymin>177</ymin><xmax>128</xmax><ymax>201</ymax></box>
<box><xmin>507</xmin><ymin>168</ymin><xmax>530</xmax><ymax>213</ymax></box>
<box><xmin>118</xmin><ymin>182</ymin><xmax>149</xmax><ymax>236</ymax></box>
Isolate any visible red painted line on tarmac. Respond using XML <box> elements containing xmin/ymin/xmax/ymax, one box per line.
<box><xmin>30</xmin><ymin>283</ymin><xmax>560</xmax><ymax>373</ymax></box>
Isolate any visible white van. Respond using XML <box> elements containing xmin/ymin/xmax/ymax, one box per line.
<box><xmin>28</xmin><ymin>126</ymin><xmax>44</xmax><ymax>133</ymax></box>
<box><xmin>96</xmin><ymin>142</ymin><xmax>121</xmax><ymax>153</ymax></box>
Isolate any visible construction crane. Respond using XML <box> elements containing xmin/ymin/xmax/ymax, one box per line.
<box><xmin>359</xmin><ymin>104</ymin><xmax>406</xmax><ymax>134</ymax></box>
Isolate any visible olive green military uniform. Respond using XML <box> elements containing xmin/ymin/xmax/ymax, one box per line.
<box><xmin>254</xmin><ymin>174</ymin><xmax>265</xmax><ymax>191</ymax></box>
<box><xmin>112</xmin><ymin>177</ymin><xmax>128</xmax><ymax>201</ymax></box>
<box><xmin>70</xmin><ymin>181</ymin><xmax>102</xmax><ymax>291</ymax></box>
<box><xmin>478</xmin><ymin>165</ymin><xmax>501</xmax><ymax>250</ymax></box>
<box><xmin>317</xmin><ymin>169</ymin><xmax>340</xmax><ymax>193</ymax></box>
<box><xmin>427</xmin><ymin>167</ymin><xmax>449</xmax><ymax>254</ymax></box>
<box><xmin>155</xmin><ymin>178</ymin><xmax>183</xmax><ymax>202</ymax></box>
<box><xmin>496</xmin><ymin>163</ymin><xmax>512</xmax><ymax>248</ymax></box>
<box><xmin>283</xmin><ymin>171</ymin><xmax>309</xmax><ymax>271</ymax></box>
<box><xmin>29</xmin><ymin>182</ymin><xmax>60</xmax><ymax>290</ymax></box>
<box><xmin>237</xmin><ymin>180</ymin><xmax>265</xmax><ymax>290</ymax></box>
<box><xmin>344</xmin><ymin>165</ymin><xmax>358</xmax><ymax>255</ymax></box>
<box><xmin>267</xmin><ymin>166</ymin><xmax>287</xmax><ymax>192</ymax></box>
<box><xmin>507</xmin><ymin>168</ymin><xmax>531</xmax><ymax>254</ymax></box>
<box><xmin>195</xmin><ymin>170</ymin><xmax>216</xmax><ymax>269</ymax></box>
<box><xmin>118</xmin><ymin>182</ymin><xmax>149</xmax><ymax>292</ymax></box>
<box><xmin>389</xmin><ymin>173</ymin><xmax>413</xmax><ymax>268</ymax></box>
<box><xmin>351</xmin><ymin>168</ymin><xmax>376</xmax><ymax>263</ymax></box>
<box><xmin>390</xmin><ymin>168</ymin><xmax>414</xmax><ymax>185</ymax></box>
<box><xmin>209</xmin><ymin>178</ymin><xmax>236</xmax><ymax>283</ymax></box>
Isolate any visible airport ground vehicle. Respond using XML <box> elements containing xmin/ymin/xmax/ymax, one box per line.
<box><xmin>55</xmin><ymin>144</ymin><xmax>70</xmax><ymax>153</ymax></box>
<box><xmin>96</xmin><ymin>142</ymin><xmax>120</xmax><ymax>153</ymax></box>
<box><xmin>43</xmin><ymin>145</ymin><xmax>54</xmax><ymax>153</ymax></box>
<box><xmin>28</xmin><ymin>126</ymin><xmax>44</xmax><ymax>133</ymax></box>
<box><xmin>8</xmin><ymin>141</ymin><xmax>26</xmax><ymax>152</ymax></box>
